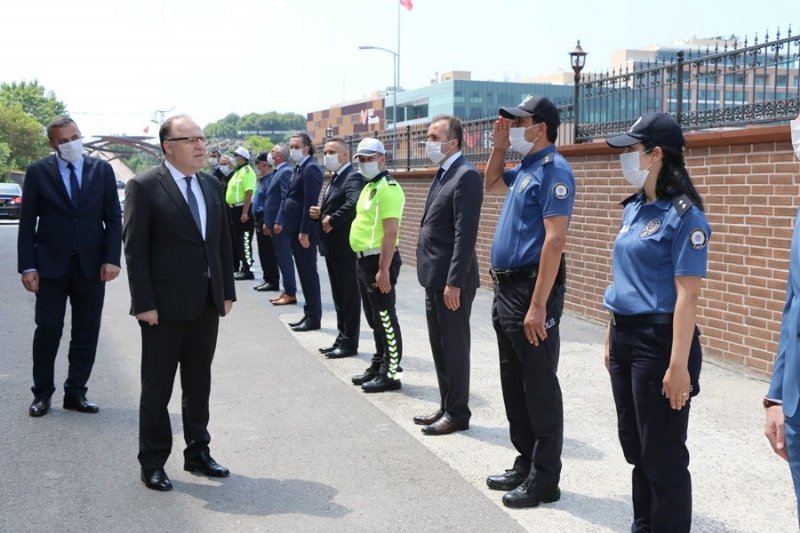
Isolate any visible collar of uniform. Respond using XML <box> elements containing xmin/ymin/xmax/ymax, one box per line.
<box><xmin>520</xmin><ymin>144</ymin><xmax>556</xmax><ymax>167</ymax></box>
<box><xmin>634</xmin><ymin>192</ymin><xmax>673</xmax><ymax>212</ymax></box>
<box><xmin>367</xmin><ymin>170</ymin><xmax>390</xmax><ymax>183</ymax></box>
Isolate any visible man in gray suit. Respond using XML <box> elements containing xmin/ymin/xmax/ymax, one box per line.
<box><xmin>414</xmin><ymin>115</ymin><xmax>483</xmax><ymax>435</ymax></box>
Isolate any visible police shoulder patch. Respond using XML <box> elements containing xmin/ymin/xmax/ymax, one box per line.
<box><xmin>553</xmin><ymin>182</ymin><xmax>570</xmax><ymax>200</ymax></box>
<box><xmin>639</xmin><ymin>218</ymin><xmax>662</xmax><ymax>238</ymax></box>
<box><xmin>689</xmin><ymin>227</ymin><xmax>708</xmax><ymax>250</ymax></box>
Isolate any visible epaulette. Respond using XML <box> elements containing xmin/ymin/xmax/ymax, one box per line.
<box><xmin>620</xmin><ymin>193</ymin><xmax>639</xmax><ymax>206</ymax></box>
<box><xmin>671</xmin><ymin>194</ymin><xmax>693</xmax><ymax>216</ymax></box>
<box><xmin>541</xmin><ymin>153</ymin><xmax>554</xmax><ymax>166</ymax></box>
<box><xmin>385</xmin><ymin>175</ymin><xmax>398</xmax><ymax>185</ymax></box>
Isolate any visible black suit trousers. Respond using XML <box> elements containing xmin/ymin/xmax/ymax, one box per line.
<box><xmin>32</xmin><ymin>255</ymin><xmax>105</xmax><ymax>398</ymax></box>
<box><xmin>425</xmin><ymin>286</ymin><xmax>475</xmax><ymax>422</ymax></box>
<box><xmin>325</xmin><ymin>254</ymin><xmax>360</xmax><ymax>349</ymax></box>
<box><xmin>229</xmin><ymin>205</ymin><xmax>254</xmax><ymax>272</ymax></box>
<box><xmin>138</xmin><ymin>296</ymin><xmax>219</xmax><ymax>470</ymax></box>
<box><xmin>290</xmin><ymin>234</ymin><xmax>322</xmax><ymax>325</ymax></box>
<box><xmin>492</xmin><ymin>278</ymin><xmax>565</xmax><ymax>488</ymax></box>
<box><xmin>356</xmin><ymin>252</ymin><xmax>402</xmax><ymax>377</ymax></box>
<box><xmin>255</xmin><ymin>228</ymin><xmax>279</xmax><ymax>284</ymax></box>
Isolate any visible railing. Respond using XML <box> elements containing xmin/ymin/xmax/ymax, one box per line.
<box><xmin>319</xmin><ymin>27</ymin><xmax>799</xmax><ymax>169</ymax></box>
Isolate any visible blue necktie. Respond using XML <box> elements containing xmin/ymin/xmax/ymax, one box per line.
<box><xmin>67</xmin><ymin>162</ymin><xmax>80</xmax><ymax>208</ymax></box>
<box><xmin>184</xmin><ymin>176</ymin><xmax>203</xmax><ymax>234</ymax></box>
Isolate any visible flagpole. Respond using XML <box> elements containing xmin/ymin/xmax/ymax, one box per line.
<box><xmin>395</xmin><ymin>0</ymin><xmax>400</xmax><ymax>167</ymax></box>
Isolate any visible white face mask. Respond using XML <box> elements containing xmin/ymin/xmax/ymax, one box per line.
<box><xmin>290</xmin><ymin>148</ymin><xmax>304</xmax><ymax>163</ymax></box>
<box><xmin>791</xmin><ymin>115</ymin><xmax>800</xmax><ymax>160</ymax></box>
<box><xmin>58</xmin><ymin>138</ymin><xmax>84</xmax><ymax>163</ymax></box>
<box><xmin>509</xmin><ymin>126</ymin><xmax>537</xmax><ymax>155</ymax></box>
<box><xmin>219</xmin><ymin>164</ymin><xmax>231</xmax><ymax>176</ymax></box>
<box><xmin>209</xmin><ymin>157</ymin><xmax>219</xmax><ymax>168</ymax></box>
<box><xmin>358</xmin><ymin>161</ymin><xmax>380</xmax><ymax>179</ymax></box>
<box><xmin>619</xmin><ymin>151</ymin><xmax>652</xmax><ymax>188</ymax></box>
<box><xmin>323</xmin><ymin>154</ymin><xmax>341</xmax><ymax>172</ymax></box>
<box><xmin>267</xmin><ymin>154</ymin><xmax>275</xmax><ymax>166</ymax></box>
<box><xmin>425</xmin><ymin>140</ymin><xmax>448</xmax><ymax>165</ymax></box>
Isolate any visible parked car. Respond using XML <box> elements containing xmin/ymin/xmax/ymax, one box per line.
<box><xmin>0</xmin><ymin>183</ymin><xmax>22</xmax><ymax>219</ymax></box>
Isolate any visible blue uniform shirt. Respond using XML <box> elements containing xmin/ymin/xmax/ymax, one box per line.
<box><xmin>604</xmin><ymin>193</ymin><xmax>711</xmax><ymax>315</ymax></box>
<box><xmin>253</xmin><ymin>173</ymin><xmax>270</xmax><ymax>216</ymax></box>
<box><xmin>490</xmin><ymin>145</ymin><xmax>576</xmax><ymax>269</ymax></box>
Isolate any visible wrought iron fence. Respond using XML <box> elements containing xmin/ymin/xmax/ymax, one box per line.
<box><xmin>318</xmin><ymin>27</ymin><xmax>799</xmax><ymax>169</ymax></box>
<box><xmin>577</xmin><ymin>27</ymin><xmax>800</xmax><ymax>141</ymax></box>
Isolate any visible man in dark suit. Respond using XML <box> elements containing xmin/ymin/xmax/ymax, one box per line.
<box><xmin>123</xmin><ymin>115</ymin><xmax>236</xmax><ymax>492</ymax></box>
<box><xmin>17</xmin><ymin>115</ymin><xmax>122</xmax><ymax>417</ymax></box>
<box><xmin>276</xmin><ymin>133</ymin><xmax>323</xmax><ymax>331</ymax></box>
<box><xmin>415</xmin><ymin>115</ymin><xmax>483</xmax><ymax>435</ymax></box>
<box><xmin>309</xmin><ymin>137</ymin><xmax>364</xmax><ymax>358</ymax></box>
<box><xmin>252</xmin><ymin>152</ymin><xmax>279</xmax><ymax>291</ymax></box>
<box><xmin>265</xmin><ymin>144</ymin><xmax>297</xmax><ymax>305</ymax></box>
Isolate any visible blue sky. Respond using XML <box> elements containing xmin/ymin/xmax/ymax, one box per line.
<box><xmin>1</xmin><ymin>0</ymin><xmax>796</xmax><ymax>136</ymax></box>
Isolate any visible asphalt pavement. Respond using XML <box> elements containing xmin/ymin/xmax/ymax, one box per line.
<box><xmin>0</xmin><ymin>219</ymin><xmax>797</xmax><ymax>532</ymax></box>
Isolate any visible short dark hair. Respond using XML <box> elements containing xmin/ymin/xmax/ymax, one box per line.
<box><xmin>431</xmin><ymin>114</ymin><xmax>463</xmax><ymax>150</ymax></box>
<box><xmin>291</xmin><ymin>132</ymin><xmax>315</xmax><ymax>156</ymax></box>
<box><xmin>158</xmin><ymin>114</ymin><xmax>191</xmax><ymax>154</ymax></box>
<box><xmin>46</xmin><ymin>116</ymin><xmax>77</xmax><ymax>141</ymax></box>
<box><xmin>326</xmin><ymin>137</ymin><xmax>348</xmax><ymax>154</ymax></box>
<box><xmin>532</xmin><ymin>117</ymin><xmax>558</xmax><ymax>143</ymax></box>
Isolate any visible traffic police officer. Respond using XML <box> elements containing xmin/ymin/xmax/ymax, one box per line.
<box><xmin>604</xmin><ymin>112</ymin><xmax>710</xmax><ymax>532</ymax></box>
<box><xmin>483</xmin><ymin>95</ymin><xmax>575</xmax><ymax>509</ymax></box>
<box><xmin>348</xmin><ymin>138</ymin><xmax>406</xmax><ymax>393</ymax></box>
<box><xmin>226</xmin><ymin>146</ymin><xmax>257</xmax><ymax>280</ymax></box>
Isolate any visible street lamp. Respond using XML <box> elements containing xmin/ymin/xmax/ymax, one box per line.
<box><xmin>325</xmin><ymin>126</ymin><xmax>334</xmax><ymax>139</ymax></box>
<box><xmin>569</xmin><ymin>40</ymin><xmax>587</xmax><ymax>144</ymax></box>
<box><xmin>358</xmin><ymin>45</ymin><xmax>399</xmax><ymax>164</ymax></box>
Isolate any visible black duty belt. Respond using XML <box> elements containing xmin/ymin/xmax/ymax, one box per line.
<box><xmin>610</xmin><ymin>312</ymin><xmax>673</xmax><ymax>326</ymax></box>
<box><xmin>489</xmin><ymin>267</ymin><xmax>537</xmax><ymax>284</ymax></box>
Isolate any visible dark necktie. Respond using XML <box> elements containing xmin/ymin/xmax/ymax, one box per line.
<box><xmin>324</xmin><ymin>173</ymin><xmax>338</xmax><ymax>200</ymax></box>
<box><xmin>425</xmin><ymin>167</ymin><xmax>445</xmax><ymax>207</ymax></box>
<box><xmin>67</xmin><ymin>162</ymin><xmax>80</xmax><ymax>208</ymax></box>
<box><xmin>183</xmin><ymin>176</ymin><xmax>203</xmax><ymax>234</ymax></box>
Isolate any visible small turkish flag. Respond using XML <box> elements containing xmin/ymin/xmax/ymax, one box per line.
<box><xmin>400</xmin><ymin>0</ymin><xmax>413</xmax><ymax>11</ymax></box>
<box><xmin>143</xmin><ymin>125</ymin><xmax>150</xmax><ymax>134</ymax></box>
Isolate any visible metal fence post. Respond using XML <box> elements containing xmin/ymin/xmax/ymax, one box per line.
<box><xmin>406</xmin><ymin>125</ymin><xmax>411</xmax><ymax>171</ymax></box>
<box><xmin>676</xmin><ymin>51</ymin><xmax>685</xmax><ymax>125</ymax></box>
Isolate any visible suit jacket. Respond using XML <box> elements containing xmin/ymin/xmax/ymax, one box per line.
<box><xmin>770</xmin><ymin>208</ymin><xmax>800</xmax><ymax>418</ymax></box>
<box><xmin>264</xmin><ymin>163</ymin><xmax>291</xmax><ymax>229</ymax></box>
<box><xmin>319</xmin><ymin>164</ymin><xmax>364</xmax><ymax>258</ymax></box>
<box><xmin>416</xmin><ymin>155</ymin><xmax>483</xmax><ymax>290</ymax></box>
<box><xmin>276</xmin><ymin>157</ymin><xmax>323</xmax><ymax>240</ymax></box>
<box><xmin>122</xmin><ymin>163</ymin><xmax>236</xmax><ymax>321</ymax></box>
<box><xmin>17</xmin><ymin>154</ymin><xmax>122</xmax><ymax>279</ymax></box>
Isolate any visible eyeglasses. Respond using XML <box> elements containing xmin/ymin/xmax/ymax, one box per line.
<box><xmin>166</xmin><ymin>136</ymin><xmax>207</xmax><ymax>144</ymax></box>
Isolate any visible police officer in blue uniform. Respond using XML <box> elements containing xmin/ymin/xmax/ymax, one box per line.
<box><xmin>604</xmin><ymin>112</ymin><xmax>710</xmax><ymax>532</ymax></box>
<box><xmin>483</xmin><ymin>95</ymin><xmax>575</xmax><ymax>508</ymax></box>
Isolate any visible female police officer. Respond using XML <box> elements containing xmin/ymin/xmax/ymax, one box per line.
<box><xmin>604</xmin><ymin>112</ymin><xmax>710</xmax><ymax>532</ymax></box>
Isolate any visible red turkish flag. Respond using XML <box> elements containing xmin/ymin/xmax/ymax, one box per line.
<box><xmin>400</xmin><ymin>0</ymin><xmax>413</xmax><ymax>11</ymax></box>
<box><xmin>143</xmin><ymin>125</ymin><xmax>150</xmax><ymax>134</ymax></box>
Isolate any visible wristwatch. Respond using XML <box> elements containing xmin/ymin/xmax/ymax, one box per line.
<box><xmin>763</xmin><ymin>397</ymin><xmax>782</xmax><ymax>409</ymax></box>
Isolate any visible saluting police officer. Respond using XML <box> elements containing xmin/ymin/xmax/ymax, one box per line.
<box><xmin>483</xmin><ymin>95</ymin><xmax>575</xmax><ymax>509</ymax></box>
<box><xmin>604</xmin><ymin>112</ymin><xmax>710</xmax><ymax>532</ymax></box>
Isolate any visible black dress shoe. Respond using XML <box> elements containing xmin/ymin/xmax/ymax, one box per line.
<box><xmin>292</xmin><ymin>321</ymin><xmax>320</xmax><ymax>332</ymax></box>
<box><xmin>413</xmin><ymin>409</ymin><xmax>444</xmax><ymax>426</ymax></box>
<box><xmin>422</xmin><ymin>415</ymin><xmax>469</xmax><ymax>435</ymax></box>
<box><xmin>502</xmin><ymin>479</ymin><xmax>560</xmax><ymax>508</ymax></box>
<box><xmin>361</xmin><ymin>375</ymin><xmax>401</xmax><ymax>393</ymax></box>
<box><xmin>326</xmin><ymin>347</ymin><xmax>358</xmax><ymax>359</ymax></box>
<box><xmin>318</xmin><ymin>345</ymin><xmax>338</xmax><ymax>354</ymax></box>
<box><xmin>141</xmin><ymin>468</ymin><xmax>173</xmax><ymax>491</ymax></box>
<box><xmin>234</xmin><ymin>271</ymin><xmax>255</xmax><ymax>280</ymax></box>
<box><xmin>351</xmin><ymin>368</ymin><xmax>378</xmax><ymax>385</ymax></box>
<box><xmin>184</xmin><ymin>450</ymin><xmax>230</xmax><ymax>478</ymax></box>
<box><xmin>253</xmin><ymin>281</ymin><xmax>267</xmax><ymax>290</ymax></box>
<box><xmin>487</xmin><ymin>469</ymin><xmax>527</xmax><ymax>491</ymax></box>
<box><xmin>255</xmin><ymin>282</ymin><xmax>279</xmax><ymax>292</ymax></box>
<box><xmin>29</xmin><ymin>396</ymin><xmax>51</xmax><ymax>417</ymax></box>
<box><xmin>63</xmin><ymin>395</ymin><xmax>99</xmax><ymax>413</ymax></box>
<box><xmin>289</xmin><ymin>317</ymin><xmax>307</xmax><ymax>328</ymax></box>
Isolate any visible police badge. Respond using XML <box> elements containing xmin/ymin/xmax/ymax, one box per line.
<box><xmin>639</xmin><ymin>218</ymin><xmax>662</xmax><ymax>238</ymax></box>
<box><xmin>517</xmin><ymin>174</ymin><xmax>532</xmax><ymax>194</ymax></box>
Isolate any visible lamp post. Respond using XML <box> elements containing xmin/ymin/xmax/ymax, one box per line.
<box><xmin>569</xmin><ymin>40</ymin><xmax>587</xmax><ymax>144</ymax></box>
<box><xmin>358</xmin><ymin>45</ymin><xmax>399</xmax><ymax>165</ymax></box>
<box><xmin>325</xmin><ymin>126</ymin><xmax>334</xmax><ymax>139</ymax></box>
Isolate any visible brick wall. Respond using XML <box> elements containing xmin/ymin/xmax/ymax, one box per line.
<box><xmin>390</xmin><ymin>125</ymin><xmax>800</xmax><ymax>378</ymax></box>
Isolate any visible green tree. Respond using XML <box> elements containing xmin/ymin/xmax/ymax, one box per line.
<box><xmin>204</xmin><ymin>111</ymin><xmax>306</xmax><ymax>144</ymax></box>
<box><xmin>244</xmin><ymin>135</ymin><xmax>273</xmax><ymax>157</ymax></box>
<box><xmin>0</xmin><ymin>142</ymin><xmax>11</xmax><ymax>181</ymax></box>
<box><xmin>0</xmin><ymin>80</ymin><xmax>67</xmax><ymax>127</ymax></box>
<box><xmin>0</xmin><ymin>102</ymin><xmax>49</xmax><ymax>176</ymax></box>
